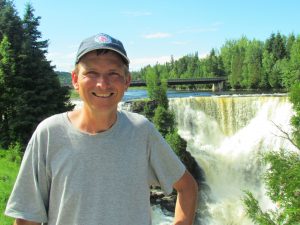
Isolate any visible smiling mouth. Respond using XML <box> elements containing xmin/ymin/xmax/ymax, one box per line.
<box><xmin>92</xmin><ymin>92</ymin><xmax>114</xmax><ymax>98</ymax></box>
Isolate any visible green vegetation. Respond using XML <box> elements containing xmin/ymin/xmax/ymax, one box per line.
<box><xmin>0</xmin><ymin>144</ymin><xmax>21</xmax><ymax>225</ymax></box>
<box><xmin>143</xmin><ymin>60</ymin><xmax>201</xmax><ymax>190</ymax></box>
<box><xmin>132</xmin><ymin>33</ymin><xmax>300</xmax><ymax>91</ymax></box>
<box><xmin>0</xmin><ymin>1</ymin><xmax>74</xmax><ymax>150</ymax></box>
<box><xmin>69</xmin><ymin>89</ymin><xmax>80</xmax><ymax>99</ymax></box>
<box><xmin>144</xmin><ymin>66</ymin><xmax>187</xmax><ymax>159</ymax></box>
<box><xmin>56</xmin><ymin>71</ymin><xmax>72</xmax><ymax>87</ymax></box>
<box><xmin>243</xmin><ymin>83</ymin><xmax>300</xmax><ymax>224</ymax></box>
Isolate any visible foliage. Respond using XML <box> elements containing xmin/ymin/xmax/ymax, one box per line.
<box><xmin>153</xmin><ymin>106</ymin><xmax>175</xmax><ymax>137</ymax></box>
<box><xmin>243</xmin><ymin>149</ymin><xmax>300</xmax><ymax>224</ymax></box>
<box><xmin>165</xmin><ymin>131</ymin><xmax>187</xmax><ymax>157</ymax></box>
<box><xmin>243</xmin><ymin>191</ymin><xmax>276</xmax><ymax>225</ymax></box>
<box><xmin>56</xmin><ymin>71</ymin><xmax>72</xmax><ymax>87</ymax></box>
<box><xmin>133</xmin><ymin>32</ymin><xmax>300</xmax><ymax>91</ymax></box>
<box><xmin>0</xmin><ymin>2</ymin><xmax>74</xmax><ymax>150</ymax></box>
<box><xmin>145</xmin><ymin>66</ymin><xmax>169</xmax><ymax>109</ymax></box>
<box><xmin>3</xmin><ymin>142</ymin><xmax>22</xmax><ymax>164</ymax></box>
<box><xmin>243</xmin><ymin>82</ymin><xmax>300</xmax><ymax>224</ymax></box>
<box><xmin>289</xmin><ymin>83</ymin><xmax>300</xmax><ymax>147</ymax></box>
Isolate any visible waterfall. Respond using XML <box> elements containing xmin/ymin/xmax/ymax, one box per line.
<box><xmin>168</xmin><ymin>95</ymin><xmax>295</xmax><ymax>225</ymax></box>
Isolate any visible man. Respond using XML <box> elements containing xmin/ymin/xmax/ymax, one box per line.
<box><xmin>5</xmin><ymin>33</ymin><xmax>198</xmax><ymax>225</ymax></box>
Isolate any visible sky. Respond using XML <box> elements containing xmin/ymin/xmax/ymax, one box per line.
<box><xmin>13</xmin><ymin>0</ymin><xmax>300</xmax><ymax>72</ymax></box>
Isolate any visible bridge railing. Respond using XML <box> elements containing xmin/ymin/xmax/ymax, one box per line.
<box><xmin>130</xmin><ymin>77</ymin><xmax>227</xmax><ymax>87</ymax></box>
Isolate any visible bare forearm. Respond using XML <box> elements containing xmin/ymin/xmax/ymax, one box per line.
<box><xmin>173</xmin><ymin>171</ymin><xmax>198</xmax><ymax>225</ymax></box>
<box><xmin>173</xmin><ymin>188</ymin><xmax>198</xmax><ymax>224</ymax></box>
<box><xmin>14</xmin><ymin>219</ymin><xmax>41</xmax><ymax>225</ymax></box>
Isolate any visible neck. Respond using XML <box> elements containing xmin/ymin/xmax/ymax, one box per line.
<box><xmin>68</xmin><ymin>107</ymin><xmax>118</xmax><ymax>134</ymax></box>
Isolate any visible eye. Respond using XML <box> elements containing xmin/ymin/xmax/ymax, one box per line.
<box><xmin>108</xmin><ymin>72</ymin><xmax>121</xmax><ymax>77</ymax></box>
<box><xmin>84</xmin><ymin>71</ymin><xmax>98</xmax><ymax>79</ymax></box>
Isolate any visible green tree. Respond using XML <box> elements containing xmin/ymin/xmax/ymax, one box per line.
<box><xmin>265</xmin><ymin>32</ymin><xmax>287</xmax><ymax>61</ymax></box>
<box><xmin>243</xmin><ymin>82</ymin><xmax>300</xmax><ymax>224</ymax></box>
<box><xmin>242</xmin><ymin>40</ymin><xmax>263</xmax><ymax>88</ymax></box>
<box><xmin>0</xmin><ymin>3</ymin><xmax>73</xmax><ymax>149</ymax></box>
<box><xmin>243</xmin><ymin>149</ymin><xmax>300</xmax><ymax>224</ymax></box>
<box><xmin>153</xmin><ymin>106</ymin><xmax>175</xmax><ymax>137</ymax></box>
<box><xmin>0</xmin><ymin>0</ymin><xmax>23</xmax><ymax>53</ymax></box>
<box><xmin>0</xmin><ymin>36</ymin><xmax>16</xmax><ymax>147</ymax></box>
<box><xmin>145</xmin><ymin>66</ymin><xmax>169</xmax><ymax>109</ymax></box>
<box><xmin>286</xmin><ymin>34</ymin><xmax>296</xmax><ymax>59</ymax></box>
<box><xmin>202</xmin><ymin>49</ymin><xmax>223</xmax><ymax>77</ymax></box>
<box><xmin>286</xmin><ymin>36</ymin><xmax>300</xmax><ymax>87</ymax></box>
<box><xmin>290</xmin><ymin>83</ymin><xmax>300</xmax><ymax>147</ymax></box>
<box><xmin>261</xmin><ymin>50</ymin><xmax>274</xmax><ymax>89</ymax></box>
<box><xmin>220</xmin><ymin>39</ymin><xmax>236</xmax><ymax>77</ymax></box>
<box><xmin>165</xmin><ymin>131</ymin><xmax>187</xmax><ymax>157</ymax></box>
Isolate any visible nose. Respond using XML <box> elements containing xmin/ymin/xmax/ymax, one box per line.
<box><xmin>96</xmin><ymin>74</ymin><xmax>111</xmax><ymax>89</ymax></box>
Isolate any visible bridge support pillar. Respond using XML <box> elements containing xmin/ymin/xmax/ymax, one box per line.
<box><xmin>212</xmin><ymin>82</ymin><xmax>224</xmax><ymax>92</ymax></box>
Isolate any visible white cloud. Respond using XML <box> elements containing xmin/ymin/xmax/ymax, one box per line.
<box><xmin>143</xmin><ymin>32</ymin><xmax>172</xmax><ymax>39</ymax></box>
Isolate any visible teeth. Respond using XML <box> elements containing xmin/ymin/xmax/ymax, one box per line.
<box><xmin>93</xmin><ymin>93</ymin><xmax>112</xmax><ymax>98</ymax></box>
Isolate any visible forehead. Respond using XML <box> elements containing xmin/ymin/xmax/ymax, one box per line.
<box><xmin>78</xmin><ymin>50</ymin><xmax>124</xmax><ymax>69</ymax></box>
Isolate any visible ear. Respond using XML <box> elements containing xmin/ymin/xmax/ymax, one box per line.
<box><xmin>125</xmin><ymin>73</ymin><xmax>131</xmax><ymax>90</ymax></box>
<box><xmin>71</xmin><ymin>70</ymin><xmax>79</xmax><ymax>90</ymax></box>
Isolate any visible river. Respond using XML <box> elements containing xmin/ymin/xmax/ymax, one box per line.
<box><xmin>73</xmin><ymin>90</ymin><xmax>296</xmax><ymax>225</ymax></box>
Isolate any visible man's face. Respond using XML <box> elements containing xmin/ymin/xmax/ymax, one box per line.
<box><xmin>72</xmin><ymin>51</ymin><xmax>131</xmax><ymax>114</ymax></box>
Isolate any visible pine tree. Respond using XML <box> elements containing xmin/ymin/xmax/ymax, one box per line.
<box><xmin>11</xmin><ymin>4</ymin><xmax>73</xmax><ymax>147</ymax></box>
<box><xmin>0</xmin><ymin>36</ymin><xmax>16</xmax><ymax>147</ymax></box>
<box><xmin>0</xmin><ymin>3</ymin><xmax>73</xmax><ymax>149</ymax></box>
<box><xmin>0</xmin><ymin>0</ymin><xmax>23</xmax><ymax>53</ymax></box>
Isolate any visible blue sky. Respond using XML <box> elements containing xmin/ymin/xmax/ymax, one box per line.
<box><xmin>14</xmin><ymin>0</ymin><xmax>300</xmax><ymax>72</ymax></box>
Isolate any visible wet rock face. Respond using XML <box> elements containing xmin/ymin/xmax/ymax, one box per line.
<box><xmin>150</xmin><ymin>189</ymin><xmax>176</xmax><ymax>213</ymax></box>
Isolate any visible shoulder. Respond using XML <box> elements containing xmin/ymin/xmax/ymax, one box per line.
<box><xmin>118</xmin><ymin>110</ymin><xmax>156</xmax><ymax>132</ymax></box>
<box><xmin>35</xmin><ymin>112</ymin><xmax>67</xmax><ymax>133</ymax></box>
<box><xmin>119</xmin><ymin>110</ymin><xmax>150</xmax><ymax>125</ymax></box>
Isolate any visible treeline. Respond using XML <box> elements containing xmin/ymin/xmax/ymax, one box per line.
<box><xmin>56</xmin><ymin>71</ymin><xmax>72</xmax><ymax>86</ymax></box>
<box><xmin>132</xmin><ymin>33</ymin><xmax>300</xmax><ymax>90</ymax></box>
<box><xmin>0</xmin><ymin>1</ymin><xmax>73</xmax><ymax>149</ymax></box>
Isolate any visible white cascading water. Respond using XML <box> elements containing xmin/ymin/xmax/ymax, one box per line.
<box><xmin>161</xmin><ymin>95</ymin><xmax>295</xmax><ymax>225</ymax></box>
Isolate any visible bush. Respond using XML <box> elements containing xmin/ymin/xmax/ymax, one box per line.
<box><xmin>6</xmin><ymin>143</ymin><xmax>22</xmax><ymax>164</ymax></box>
<box><xmin>153</xmin><ymin>106</ymin><xmax>175</xmax><ymax>137</ymax></box>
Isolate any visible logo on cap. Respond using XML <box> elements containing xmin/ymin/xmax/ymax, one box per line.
<box><xmin>94</xmin><ymin>34</ymin><xmax>111</xmax><ymax>44</ymax></box>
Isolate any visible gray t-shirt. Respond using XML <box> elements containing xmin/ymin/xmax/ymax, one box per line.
<box><xmin>5</xmin><ymin>110</ymin><xmax>185</xmax><ymax>225</ymax></box>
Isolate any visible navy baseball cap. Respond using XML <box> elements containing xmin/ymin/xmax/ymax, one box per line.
<box><xmin>75</xmin><ymin>33</ymin><xmax>130</xmax><ymax>65</ymax></box>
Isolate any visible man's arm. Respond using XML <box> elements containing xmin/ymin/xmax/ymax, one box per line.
<box><xmin>173</xmin><ymin>170</ymin><xmax>198</xmax><ymax>225</ymax></box>
<box><xmin>13</xmin><ymin>219</ymin><xmax>41</xmax><ymax>225</ymax></box>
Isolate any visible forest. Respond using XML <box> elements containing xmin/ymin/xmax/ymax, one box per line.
<box><xmin>132</xmin><ymin>32</ymin><xmax>300</xmax><ymax>91</ymax></box>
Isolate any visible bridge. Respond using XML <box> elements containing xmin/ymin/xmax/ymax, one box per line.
<box><xmin>130</xmin><ymin>77</ymin><xmax>227</xmax><ymax>91</ymax></box>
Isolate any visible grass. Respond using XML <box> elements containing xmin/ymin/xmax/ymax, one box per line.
<box><xmin>0</xmin><ymin>148</ymin><xmax>20</xmax><ymax>225</ymax></box>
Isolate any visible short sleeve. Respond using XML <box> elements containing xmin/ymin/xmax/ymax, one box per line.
<box><xmin>5</xmin><ymin>130</ymin><xmax>50</xmax><ymax>223</ymax></box>
<box><xmin>147</xmin><ymin>123</ymin><xmax>186</xmax><ymax>195</ymax></box>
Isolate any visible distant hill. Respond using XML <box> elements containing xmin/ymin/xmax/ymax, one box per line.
<box><xmin>56</xmin><ymin>71</ymin><xmax>72</xmax><ymax>87</ymax></box>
